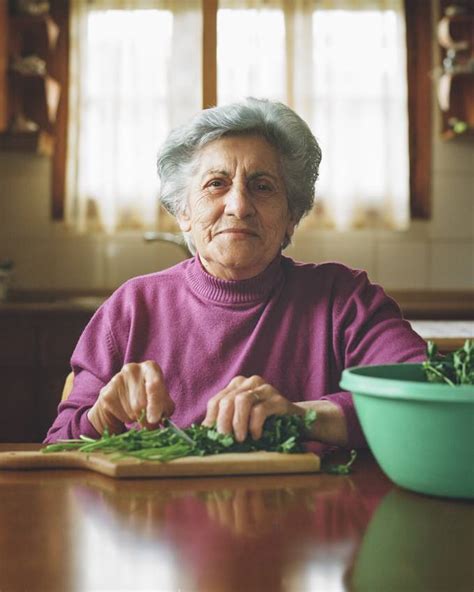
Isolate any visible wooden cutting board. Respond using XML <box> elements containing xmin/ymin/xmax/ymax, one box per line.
<box><xmin>0</xmin><ymin>450</ymin><xmax>321</xmax><ymax>479</ymax></box>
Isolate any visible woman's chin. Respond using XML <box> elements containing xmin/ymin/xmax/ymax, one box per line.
<box><xmin>214</xmin><ymin>241</ymin><xmax>259</xmax><ymax>261</ymax></box>
<box><xmin>204</xmin><ymin>252</ymin><xmax>267</xmax><ymax>279</ymax></box>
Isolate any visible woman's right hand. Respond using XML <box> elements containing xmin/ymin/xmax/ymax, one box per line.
<box><xmin>87</xmin><ymin>361</ymin><xmax>175</xmax><ymax>435</ymax></box>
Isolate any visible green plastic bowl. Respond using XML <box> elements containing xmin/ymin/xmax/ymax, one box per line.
<box><xmin>340</xmin><ymin>364</ymin><xmax>474</xmax><ymax>499</ymax></box>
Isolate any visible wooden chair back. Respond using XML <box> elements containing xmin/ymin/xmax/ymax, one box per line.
<box><xmin>61</xmin><ymin>372</ymin><xmax>74</xmax><ymax>401</ymax></box>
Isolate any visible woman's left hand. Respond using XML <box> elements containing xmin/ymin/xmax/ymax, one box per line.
<box><xmin>202</xmin><ymin>375</ymin><xmax>304</xmax><ymax>442</ymax></box>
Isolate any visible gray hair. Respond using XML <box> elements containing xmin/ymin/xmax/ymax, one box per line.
<box><xmin>157</xmin><ymin>97</ymin><xmax>322</xmax><ymax>251</ymax></box>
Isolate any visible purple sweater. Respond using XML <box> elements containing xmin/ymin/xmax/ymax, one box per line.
<box><xmin>45</xmin><ymin>255</ymin><xmax>426</xmax><ymax>447</ymax></box>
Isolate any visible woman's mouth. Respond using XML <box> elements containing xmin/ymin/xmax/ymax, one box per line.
<box><xmin>216</xmin><ymin>228</ymin><xmax>258</xmax><ymax>237</ymax></box>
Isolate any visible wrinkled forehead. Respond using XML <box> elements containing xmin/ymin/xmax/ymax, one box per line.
<box><xmin>191</xmin><ymin>133</ymin><xmax>283</xmax><ymax>179</ymax></box>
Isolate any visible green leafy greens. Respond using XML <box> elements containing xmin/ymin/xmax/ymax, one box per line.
<box><xmin>43</xmin><ymin>409</ymin><xmax>357</xmax><ymax>475</ymax></box>
<box><xmin>323</xmin><ymin>449</ymin><xmax>358</xmax><ymax>475</ymax></box>
<box><xmin>422</xmin><ymin>339</ymin><xmax>474</xmax><ymax>386</ymax></box>
<box><xmin>43</xmin><ymin>411</ymin><xmax>318</xmax><ymax>462</ymax></box>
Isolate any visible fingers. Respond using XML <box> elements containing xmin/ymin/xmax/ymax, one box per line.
<box><xmin>120</xmin><ymin>364</ymin><xmax>148</xmax><ymax>420</ymax></box>
<box><xmin>247</xmin><ymin>390</ymin><xmax>288</xmax><ymax>440</ymax></box>
<box><xmin>232</xmin><ymin>390</ymin><xmax>260</xmax><ymax>442</ymax></box>
<box><xmin>94</xmin><ymin>361</ymin><xmax>173</xmax><ymax>433</ymax></box>
<box><xmin>97</xmin><ymin>375</ymin><xmax>136</xmax><ymax>425</ymax></box>
<box><xmin>203</xmin><ymin>376</ymin><xmax>297</xmax><ymax>442</ymax></box>
<box><xmin>202</xmin><ymin>376</ymin><xmax>248</xmax><ymax>427</ymax></box>
<box><xmin>202</xmin><ymin>375</ymin><xmax>261</xmax><ymax>435</ymax></box>
<box><xmin>141</xmin><ymin>362</ymin><xmax>175</xmax><ymax>425</ymax></box>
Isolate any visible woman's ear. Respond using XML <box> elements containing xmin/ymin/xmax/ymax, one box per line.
<box><xmin>177</xmin><ymin>208</ymin><xmax>191</xmax><ymax>232</ymax></box>
<box><xmin>286</xmin><ymin>217</ymin><xmax>296</xmax><ymax>241</ymax></box>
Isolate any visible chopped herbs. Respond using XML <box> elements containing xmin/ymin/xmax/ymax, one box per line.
<box><xmin>422</xmin><ymin>339</ymin><xmax>474</xmax><ymax>386</ymax></box>
<box><xmin>43</xmin><ymin>409</ymin><xmax>357</xmax><ymax>475</ymax></box>
<box><xmin>43</xmin><ymin>410</ymin><xmax>318</xmax><ymax>462</ymax></box>
<box><xmin>323</xmin><ymin>449</ymin><xmax>357</xmax><ymax>475</ymax></box>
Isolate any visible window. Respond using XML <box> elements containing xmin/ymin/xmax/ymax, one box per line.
<box><xmin>217</xmin><ymin>1</ymin><xmax>414</xmax><ymax>230</ymax></box>
<box><xmin>77</xmin><ymin>9</ymin><xmax>172</xmax><ymax>231</ymax></box>
<box><xmin>63</xmin><ymin>0</ymin><xmax>202</xmax><ymax>233</ymax></box>
<box><xmin>217</xmin><ymin>7</ymin><xmax>286</xmax><ymax>104</ymax></box>
<box><xmin>56</xmin><ymin>0</ymin><xmax>431</xmax><ymax>232</ymax></box>
<box><xmin>310</xmin><ymin>8</ymin><xmax>411</xmax><ymax>229</ymax></box>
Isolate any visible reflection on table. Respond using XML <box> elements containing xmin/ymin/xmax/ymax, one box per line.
<box><xmin>0</xmin><ymin>448</ymin><xmax>472</xmax><ymax>592</ymax></box>
<box><xmin>351</xmin><ymin>487</ymin><xmax>474</xmax><ymax>592</ymax></box>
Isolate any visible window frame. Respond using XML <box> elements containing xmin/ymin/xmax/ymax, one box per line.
<box><xmin>51</xmin><ymin>0</ymin><xmax>432</xmax><ymax>222</ymax></box>
<box><xmin>50</xmin><ymin>0</ymin><xmax>69</xmax><ymax>221</ymax></box>
<box><xmin>404</xmin><ymin>0</ymin><xmax>433</xmax><ymax>219</ymax></box>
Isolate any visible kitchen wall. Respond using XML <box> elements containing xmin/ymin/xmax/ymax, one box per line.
<box><xmin>0</xmin><ymin>9</ymin><xmax>473</xmax><ymax>293</ymax></box>
<box><xmin>286</xmin><ymin>125</ymin><xmax>474</xmax><ymax>290</ymax></box>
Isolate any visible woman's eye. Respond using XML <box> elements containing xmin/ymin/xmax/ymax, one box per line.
<box><xmin>252</xmin><ymin>180</ymin><xmax>273</xmax><ymax>193</ymax></box>
<box><xmin>207</xmin><ymin>179</ymin><xmax>225</xmax><ymax>189</ymax></box>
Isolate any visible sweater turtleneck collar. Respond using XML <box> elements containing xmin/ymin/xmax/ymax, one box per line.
<box><xmin>185</xmin><ymin>253</ymin><xmax>285</xmax><ymax>304</ymax></box>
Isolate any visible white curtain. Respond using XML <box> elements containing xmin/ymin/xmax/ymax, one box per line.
<box><xmin>218</xmin><ymin>0</ymin><xmax>410</xmax><ymax>231</ymax></box>
<box><xmin>217</xmin><ymin>1</ymin><xmax>287</xmax><ymax>104</ymax></box>
<box><xmin>66</xmin><ymin>0</ymin><xmax>202</xmax><ymax>234</ymax></box>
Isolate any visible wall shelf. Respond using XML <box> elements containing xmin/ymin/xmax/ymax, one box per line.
<box><xmin>9</xmin><ymin>13</ymin><xmax>60</xmax><ymax>56</ymax></box>
<box><xmin>437</xmin><ymin>4</ymin><xmax>474</xmax><ymax>140</ymax></box>
<box><xmin>10</xmin><ymin>71</ymin><xmax>61</xmax><ymax>130</ymax></box>
<box><xmin>0</xmin><ymin>4</ymin><xmax>62</xmax><ymax>145</ymax></box>
<box><xmin>0</xmin><ymin>130</ymin><xmax>54</xmax><ymax>155</ymax></box>
<box><xmin>441</xmin><ymin>125</ymin><xmax>474</xmax><ymax>140</ymax></box>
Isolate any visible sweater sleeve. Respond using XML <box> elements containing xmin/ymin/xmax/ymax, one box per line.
<box><xmin>44</xmin><ymin>302</ymin><xmax>123</xmax><ymax>443</ymax></box>
<box><xmin>320</xmin><ymin>267</ymin><xmax>427</xmax><ymax>449</ymax></box>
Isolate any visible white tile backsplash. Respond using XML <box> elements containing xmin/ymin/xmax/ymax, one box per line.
<box><xmin>432</xmin><ymin>136</ymin><xmax>474</xmax><ymax>174</ymax></box>
<box><xmin>375</xmin><ymin>220</ymin><xmax>430</xmax><ymax>242</ymax></box>
<box><xmin>0</xmin><ymin>237</ymin><xmax>54</xmax><ymax>289</ymax></box>
<box><xmin>289</xmin><ymin>229</ymin><xmax>377</xmax><ymax>275</ymax></box>
<box><xmin>429</xmin><ymin>241</ymin><xmax>474</xmax><ymax>289</ymax></box>
<box><xmin>0</xmin><ymin>154</ymin><xmax>51</xmax><ymax>240</ymax></box>
<box><xmin>285</xmin><ymin>234</ymin><xmax>325</xmax><ymax>263</ymax></box>
<box><xmin>51</xmin><ymin>237</ymin><xmax>105</xmax><ymax>290</ymax></box>
<box><xmin>319</xmin><ymin>238</ymin><xmax>377</xmax><ymax>281</ymax></box>
<box><xmin>430</xmin><ymin>173</ymin><xmax>474</xmax><ymax>240</ymax></box>
<box><xmin>104</xmin><ymin>237</ymin><xmax>188</xmax><ymax>289</ymax></box>
<box><xmin>376</xmin><ymin>241</ymin><xmax>429</xmax><ymax>289</ymax></box>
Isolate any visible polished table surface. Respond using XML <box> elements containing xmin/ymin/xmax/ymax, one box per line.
<box><xmin>0</xmin><ymin>445</ymin><xmax>473</xmax><ymax>592</ymax></box>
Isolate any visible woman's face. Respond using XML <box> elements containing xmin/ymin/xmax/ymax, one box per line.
<box><xmin>178</xmin><ymin>135</ymin><xmax>295</xmax><ymax>280</ymax></box>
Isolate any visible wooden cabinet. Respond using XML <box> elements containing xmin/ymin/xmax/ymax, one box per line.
<box><xmin>0</xmin><ymin>309</ymin><xmax>94</xmax><ymax>443</ymax></box>
<box><xmin>0</xmin><ymin>1</ymin><xmax>8</xmax><ymax>131</ymax></box>
<box><xmin>0</xmin><ymin>0</ymin><xmax>69</xmax><ymax>217</ymax></box>
<box><xmin>437</xmin><ymin>2</ymin><xmax>474</xmax><ymax>140</ymax></box>
<box><xmin>0</xmin><ymin>0</ymin><xmax>62</xmax><ymax>154</ymax></box>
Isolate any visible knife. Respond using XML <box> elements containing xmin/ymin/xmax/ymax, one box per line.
<box><xmin>165</xmin><ymin>418</ymin><xmax>195</xmax><ymax>446</ymax></box>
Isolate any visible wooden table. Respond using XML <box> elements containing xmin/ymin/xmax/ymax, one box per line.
<box><xmin>0</xmin><ymin>446</ymin><xmax>472</xmax><ymax>592</ymax></box>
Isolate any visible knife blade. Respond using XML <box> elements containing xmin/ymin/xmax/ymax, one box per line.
<box><xmin>165</xmin><ymin>418</ymin><xmax>195</xmax><ymax>446</ymax></box>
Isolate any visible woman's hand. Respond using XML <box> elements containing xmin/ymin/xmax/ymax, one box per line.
<box><xmin>87</xmin><ymin>361</ymin><xmax>175</xmax><ymax>435</ymax></box>
<box><xmin>202</xmin><ymin>375</ymin><xmax>350</xmax><ymax>447</ymax></box>
<box><xmin>202</xmin><ymin>375</ymin><xmax>304</xmax><ymax>442</ymax></box>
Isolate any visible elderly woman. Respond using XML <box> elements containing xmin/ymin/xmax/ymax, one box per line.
<box><xmin>45</xmin><ymin>98</ymin><xmax>426</xmax><ymax>449</ymax></box>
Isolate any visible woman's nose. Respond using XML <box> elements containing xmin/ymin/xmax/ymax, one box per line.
<box><xmin>224</xmin><ymin>183</ymin><xmax>255</xmax><ymax>218</ymax></box>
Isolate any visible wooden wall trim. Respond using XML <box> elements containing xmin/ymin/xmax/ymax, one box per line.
<box><xmin>49</xmin><ymin>0</ymin><xmax>69</xmax><ymax>221</ymax></box>
<box><xmin>388</xmin><ymin>289</ymin><xmax>474</xmax><ymax>319</ymax></box>
<box><xmin>202</xmin><ymin>0</ymin><xmax>217</xmax><ymax>109</ymax></box>
<box><xmin>405</xmin><ymin>0</ymin><xmax>433</xmax><ymax>219</ymax></box>
<box><xmin>0</xmin><ymin>1</ymin><xmax>8</xmax><ymax>131</ymax></box>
